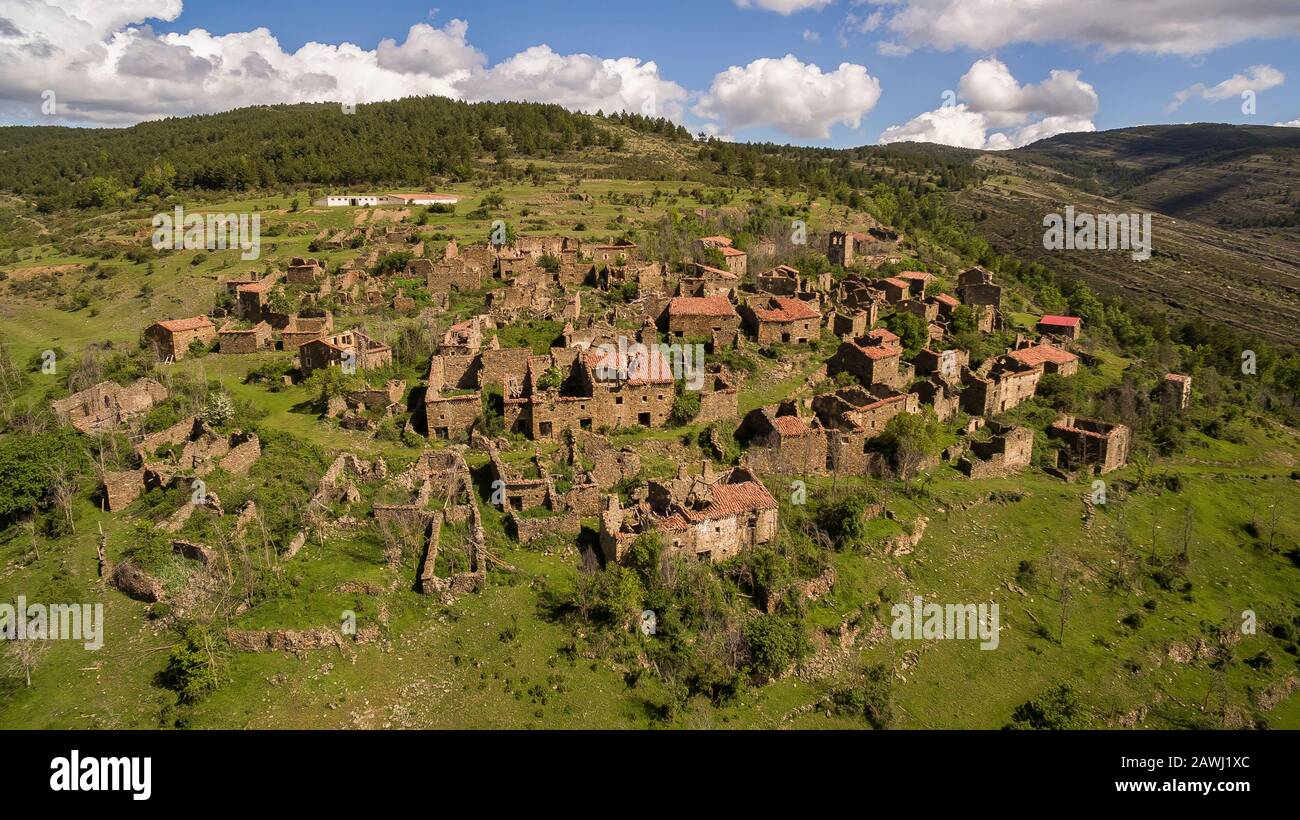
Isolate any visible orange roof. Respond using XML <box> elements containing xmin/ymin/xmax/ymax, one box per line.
<box><xmin>155</xmin><ymin>316</ymin><xmax>214</xmax><ymax>333</ymax></box>
<box><xmin>852</xmin><ymin>340</ymin><xmax>903</xmax><ymax>360</ymax></box>
<box><xmin>933</xmin><ymin>292</ymin><xmax>960</xmax><ymax>307</ymax></box>
<box><xmin>719</xmin><ymin>246</ymin><xmax>746</xmax><ymax>257</ymax></box>
<box><xmin>669</xmin><ymin>296</ymin><xmax>736</xmax><ymax>318</ymax></box>
<box><xmin>881</xmin><ymin>277</ymin><xmax>909</xmax><ymax>289</ymax></box>
<box><xmin>1007</xmin><ymin>344</ymin><xmax>1078</xmax><ymax>368</ymax></box>
<box><xmin>773</xmin><ymin>415</ymin><xmax>812</xmax><ymax>437</ymax></box>
<box><xmin>868</xmin><ymin>328</ymin><xmax>900</xmax><ymax>344</ymax></box>
<box><xmin>897</xmin><ymin>271</ymin><xmax>934</xmax><ymax>282</ymax></box>
<box><xmin>1039</xmin><ymin>314</ymin><xmax>1081</xmax><ymax>327</ymax></box>
<box><xmin>752</xmin><ymin>297</ymin><xmax>820</xmax><ymax>323</ymax></box>
<box><xmin>686</xmin><ymin>481</ymin><xmax>778</xmax><ymax>521</ymax></box>
<box><xmin>698</xmin><ymin>235</ymin><xmax>733</xmax><ymax>246</ymax></box>
<box><xmin>691</xmin><ymin>262</ymin><xmax>736</xmax><ymax>278</ymax></box>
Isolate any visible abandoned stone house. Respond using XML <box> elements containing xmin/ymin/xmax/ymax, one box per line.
<box><xmin>280</xmin><ymin>309</ymin><xmax>334</xmax><ymax>350</ymax></box>
<box><xmin>896</xmin><ymin>271</ymin><xmax>933</xmax><ymax>299</ymax></box>
<box><xmin>875</xmin><ymin>277</ymin><xmax>911</xmax><ymax>304</ymax></box>
<box><xmin>960</xmin><ymin>358</ymin><xmax>1042</xmax><ymax>416</ymax></box>
<box><xmin>1048</xmin><ymin>414</ymin><xmax>1131</xmax><ymax>474</ymax></box>
<box><xmin>441</xmin><ymin>317</ymin><xmax>486</xmax><ymax>355</ymax></box>
<box><xmin>598</xmin><ymin>260</ymin><xmax>668</xmax><ymax>295</ymax></box>
<box><xmin>695</xmin><ymin>236</ymin><xmax>748</xmax><ymax>278</ymax></box>
<box><xmin>508</xmin><ymin>346</ymin><xmax>677</xmax><ymax>440</ymax></box>
<box><xmin>600</xmin><ymin>464</ymin><xmax>778</xmax><ymax>564</ymax></box>
<box><xmin>837</xmin><ymin>276</ymin><xmax>886</xmax><ymax>312</ymax></box>
<box><xmin>52</xmin><ymin>378</ymin><xmax>169</xmax><ymax>435</ymax></box>
<box><xmin>1006</xmin><ymin>341</ymin><xmax>1080</xmax><ymax>376</ymax></box>
<box><xmin>913</xmin><ymin>377</ymin><xmax>961</xmax><ymax>421</ymax></box>
<box><xmin>755</xmin><ymin>264</ymin><xmax>802</xmax><ymax>296</ymax></box>
<box><xmin>1037</xmin><ymin>314</ymin><xmax>1083</xmax><ymax>341</ymax></box>
<box><xmin>1162</xmin><ymin>373</ymin><xmax>1192</xmax><ymax>412</ymax></box>
<box><xmin>913</xmin><ymin>347</ymin><xmax>969</xmax><ymax>383</ymax></box>
<box><xmin>298</xmin><ymin>329</ymin><xmax>392</xmax><ymax>375</ymax></box>
<box><xmin>588</xmin><ymin>241</ymin><xmax>638</xmax><ymax>266</ymax></box>
<box><xmin>957</xmin><ymin>267</ymin><xmax>1002</xmax><ymax>309</ymax></box>
<box><xmin>828</xmin><ymin>334</ymin><xmax>911</xmax><ymax>390</ymax></box>
<box><xmin>932</xmin><ymin>292</ymin><xmax>961</xmax><ymax>318</ymax></box>
<box><xmin>831</xmin><ymin>308</ymin><xmax>877</xmax><ymax>340</ymax></box>
<box><xmin>218</xmin><ymin>320</ymin><xmax>272</xmax><ymax>353</ymax></box>
<box><xmin>236</xmin><ymin>280</ymin><xmax>273</xmax><ymax>319</ymax></box>
<box><xmin>665</xmin><ymin>296</ymin><xmax>739</xmax><ymax>348</ymax></box>
<box><xmin>415</xmin><ymin>256</ymin><xmax>486</xmax><ymax>296</ymax></box>
<box><xmin>814</xmin><ymin>384</ymin><xmax>919</xmax><ymax>438</ymax></box>
<box><xmin>679</xmin><ymin>262</ymin><xmax>739</xmax><ymax>299</ymax></box>
<box><xmin>737</xmin><ymin>408</ymin><xmax>828</xmax><ymax>476</ymax></box>
<box><xmin>285</xmin><ymin>257</ymin><xmax>325</xmax><ymax>285</ymax></box>
<box><xmin>899</xmin><ymin>298</ymin><xmax>940</xmax><ymax>323</ymax></box>
<box><xmin>740</xmin><ymin>295</ymin><xmax>822</xmax><ymax>347</ymax></box>
<box><xmin>144</xmin><ymin>316</ymin><xmax>217</xmax><ymax>362</ymax></box>
<box><xmin>958</xmin><ymin>422</ymin><xmax>1035</xmax><ymax>478</ymax></box>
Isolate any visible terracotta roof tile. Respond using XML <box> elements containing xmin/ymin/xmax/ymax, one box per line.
<box><xmin>669</xmin><ymin>296</ymin><xmax>736</xmax><ymax>318</ymax></box>
<box><xmin>156</xmin><ymin>316</ymin><xmax>214</xmax><ymax>332</ymax></box>
<box><xmin>752</xmin><ymin>297</ymin><xmax>820</xmax><ymax>323</ymax></box>
<box><xmin>1007</xmin><ymin>344</ymin><xmax>1079</xmax><ymax>367</ymax></box>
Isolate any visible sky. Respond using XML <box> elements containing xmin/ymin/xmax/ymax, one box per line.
<box><xmin>1</xmin><ymin>0</ymin><xmax>1298</xmax><ymax>149</ymax></box>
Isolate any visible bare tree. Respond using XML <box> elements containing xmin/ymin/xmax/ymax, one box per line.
<box><xmin>4</xmin><ymin>639</ymin><xmax>48</xmax><ymax>687</ymax></box>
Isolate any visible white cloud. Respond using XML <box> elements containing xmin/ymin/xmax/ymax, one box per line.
<box><xmin>802</xmin><ymin>29</ymin><xmax>821</xmax><ymax>43</ymax></box>
<box><xmin>694</xmin><ymin>54</ymin><xmax>882</xmax><ymax>139</ymax></box>
<box><xmin>1166</xmin><ymin>65</ymin><xmax>1285</xmax><ymax>112</ymax></box>
<box><xmin>0</xmin><ymin>2</ymin><xmax>687</xmax><ymax>125</ymax></box>
<box><xmin>862</xmin><ymin>0</ymin><xmax>1300</xmax><ymax>55</ymax></box>
<box><xmin>878</xmin><ymin>104</ymin><xmax>990</xmax><ymax>149</ymax></box>
<box><xmin>735</xmin><ymin>0</ymin><xmax>834</xmax><ymax>15</ymax></box>
<box><xmin>879</xmin><ymin>58</ymin><xmax>1096</xmax><ymax>149</ymax></box>
<box><xmin>1276</xmin><ymin>117</ymin><xmax>1300</xmax><ymax>127</ymax></box>
<box><xmin>459</xmin><ymin>46</ymin><xmax>687</xmax><ymax>120</ymax></box>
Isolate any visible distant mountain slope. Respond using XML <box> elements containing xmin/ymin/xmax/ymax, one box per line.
<box><xmin>1005</xmin><ymin>124</ymin><xmax>1300</xmax><ymax>229</ymax></box>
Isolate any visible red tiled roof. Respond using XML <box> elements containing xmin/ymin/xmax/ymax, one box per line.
<box><xmin>691</xmin><ymin>262</ymin><xmax>736</xmax><ymax>278</ymax></box>
<box><xmin>669</xmin><ymin>296</ymin><xmax>736</xmax><ymax>318</ymax></box>
<box><xmin>155</xmin><ymin>316</ymin><xmax>214</xmax><ymax>332</ymax></box>
<box><xmin>585</xmin><ymin>347</ymin><xmax>675</xmax><ymax>384</ymax></box>
<box><xmin>1007</xmin><ymin>344</ymin><xmax>1078</xmax><ymax>367</ymax></box>
<box><xmin>698</xmin><ymin>235</ymin><xmax>733</xmax><ymax>247</ymax></box>
<box><xmin>881</xmin><ymin>277</ymin><xmax>909</xmax><ymax>289</ymax></box>
<box><xmin>868</xmin><ymin>328</ymin><xmax>900</xmax><ymax>344</ymax></box>
<box><xmin>753</xmin><ymin>297</ymin><xmax>819</xmax><ymax>323</ymax></box>
<box><xmin>853</xmin><ymin>342</ymin><xmax>903</xmax><ymax>360</ymax></box>
<box><xmin>1038</xmin><ymin>314</ymin><xmax>1081</xmax><ymax>327</ymax></box>
<box><xmin>773</xmin><ymin>415</ymin><xmax>812</xmax><ymax>436</ymax></box>
<box><xmin>897</xmin><ymin>271</ymin><xmax>934</xmax><ymax>282</ymax></box>
<box><xmin>933</xmin><ymin>292</ymin><xmax>960</xmax><ymax>307</ymax></box>
<box><xmin>719</xmin><ymin>246</ymin><xmax>746</xmax><ymax>257</ymax></box>
<box><xmin>687</xmin><ymin>481</ymin><xmax>778</xmax><ymax>521</ymax></box>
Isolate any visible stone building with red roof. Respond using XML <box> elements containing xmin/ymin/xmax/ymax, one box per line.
<box><xmin>599</xmin><ymin>464</ymin><xmax>778</xmax><ymax>564</ymax></box>
<box><xmin>144</xmin><ymin>316</ymin><xmax>217</xmax><ymax>362</ymax></box>
<box><xmin>740</xmin><ymin>295</ymin><xmax>822</xmax><ymax>347</ymax></box>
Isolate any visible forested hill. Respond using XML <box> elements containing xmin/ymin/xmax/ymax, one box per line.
<box><xmin>0</xmin><ymin>96</ymin><xmax>990</xmax><ymax>209</ymax></box>
<box><xmin>0</xmin><ymin>96</ymin><xmax>692</xmax><ymax>204</ymax></box>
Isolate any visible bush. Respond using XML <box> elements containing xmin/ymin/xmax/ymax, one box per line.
<box><xmin>156</xmin><ymin>624</ymin><xmax>221</xmax><ymax>704</ymax></box>
<box><xmin>1007</xmin><ymin>684</ymin><xmax>1090</xmax><ymax>729</ymax></box>
<box><xmin>744</xmin><ymin>613</ymin><xmax>808</xmax><ymax>680</ymax></box>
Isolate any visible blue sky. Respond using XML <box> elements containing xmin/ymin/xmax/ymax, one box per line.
<box><xmin>3</xmin><ymin>0</ymin><xmax>1298</xmax><ymax>146</ymax></box>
